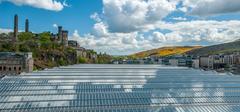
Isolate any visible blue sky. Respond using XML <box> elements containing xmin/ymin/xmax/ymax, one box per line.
<box><xmin>0</xmin><ymin>0</ymin><xmax>103</xmax><ymax>35</ymax></box>
<box><xmin>1</xmin><ymin>0</ymin><xmax>240</xmax><ymax>55</ymax></box>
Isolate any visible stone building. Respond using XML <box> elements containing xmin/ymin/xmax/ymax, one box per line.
<box><xmin>51</xmin><ymin>26</ymin><xmax>69</xmax><ymax>46</ymax></box>
<box><xmin>68</xmin><ymin>40</ymin><xmax>80</xmax><ymax>48</ymax></box>
<box><xmin>0</xmin><ymin>52</ymin><xmax>33</xmax><ymax>76</ymax></box>
<box><xmin>62</xmin><ymin>30</ymin><xmax>68</xmax><ymax>46</ymax></box>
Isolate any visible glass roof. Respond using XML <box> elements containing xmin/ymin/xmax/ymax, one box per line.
<box><xmin>0</xmin><ymin>64</ymin><xmax>240</xmax><ymax>112</ymax></box>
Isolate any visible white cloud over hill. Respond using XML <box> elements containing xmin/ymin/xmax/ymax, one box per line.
<box><xmin>69</xmin><ymin>0</ymin><xmax>240</xmax><ymax>55</ymax></box>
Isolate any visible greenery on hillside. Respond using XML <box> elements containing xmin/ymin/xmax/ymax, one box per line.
<box><xmin>0</xmin><ymin>32</ymin><xmax>112</xmax><ymax>70</ymax></box>
<box><xmin>130</xmin><ymin>46</ymin><xmax>202</xmax><ymax>59</ymax></box>
<box><xmin>187</xmin><ymin>40</ymin><xmax>240</xmax><ymax>56</ymax></box>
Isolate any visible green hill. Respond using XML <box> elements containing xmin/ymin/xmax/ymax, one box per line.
<box><xmin>187</xmin><ymin>40</ymin><xmax>240</xmax><ymax>56</ymax></box>
<box><xmin>0</xmin><ymin>32</ymin><xmax>112</xmax><ymax>70</ymax></box>
<box><xmin>130</xmin><ymin>46</ymin><xmax>202</xmax><ymax>58</ymax></box>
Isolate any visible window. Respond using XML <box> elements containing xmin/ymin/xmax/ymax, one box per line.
<box><xmin>19</xmin><ymin>67</ymin><xmax>21</xmax><ymax>71</ymax></box>
<box><xmin>14</xmin><ymin>67</ymin><xmax>16</xmax><ymax>71</ymax></box>
<box><xmin>0</xmin><ymin>66</ymin><xmax>2</xmax><ymax>71</ymax></box>
<box><xmin>9</xmin><ymin>67</ymin><xmax>11</xmax><ymax>71</ymax></box>
<box><xmin>3</xmin><ymin>66</ymin><xmax>6</xmax><ymax>71</ymax></box>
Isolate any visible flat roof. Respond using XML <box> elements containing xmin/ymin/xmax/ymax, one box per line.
<box><xmin>0</xmin><ymin>64</ymin><xmax>240</xmax><ymax>111</ymax></box>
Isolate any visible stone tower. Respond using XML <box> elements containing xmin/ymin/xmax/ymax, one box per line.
<box><xmin>58</xmin><ymin>26</ymin><xmax>63</xmax><ymax>42</ymax></box>
<box><xmin>25</xmin><ymin>19</ymin><xmax>29</xmax><ymax>32</ymax></box>
<box><xmin>62</xmin><ymin>30</ymin><xmax>68</xmax><ymax>46</ymax></box>
<box><xmin>13</xmin><ymin>14</ymin><xmax>18</xmax><ymax>42</ymax></box>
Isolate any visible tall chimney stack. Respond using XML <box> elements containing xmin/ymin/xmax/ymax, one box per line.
<box><xmin>13</xmin><ymin>14</ymin><xmax>18</xmax><ymax>42</ymax></box>
<box><xmin>25</xmin><ymin>19</ymin><xmax>29</xmax><ymax>32</ymax></box>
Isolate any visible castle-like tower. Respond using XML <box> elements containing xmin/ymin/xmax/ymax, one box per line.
<box><xmin>58</xmin><ymin>26</ymin><xmax>63</xmax><ymax>42</ymax></box>
<box><xmin>13</xmin><ymin>14</ymin><xmax>18</xmax><ymax>42</ymax></box>
<box><xmin>57</xmin><ymin>26</ymin><xmax>68</xmax><ymax>47</ymax></box>
<box><xmin>25</xmin><ymin>19</ymin><xmax>29</xmax><ymax>32</ymax></box>
<box><xmin>62</xmin><ymin>30</ymin><xmax>68</xmax><ymax>47</ymax></box>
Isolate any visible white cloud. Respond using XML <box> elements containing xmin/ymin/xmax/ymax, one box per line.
<box><xmin>179</xmin><ymin>7</ymin><xmax>188</xmax><ymax>12</ymax></box>
<box><xmin>102</xmin><ymin>0</ymin><xmax>178</xmax><ymax>33</ymax></box>
<box><xmin>73</xmin><ymin>0</ymin><xmax>240</xmax><ymax>55</ymax></box>
<box><xmin>2</xmin><ymin>0</ymin><xmax>66</xmax><ymax>11</ymax></box>
<box><xmin>0</xmin><ymin>28</ymin><xmax>12</xmax><ymax>34</ymax></box>
<box><xmin>172</xmin><ymin>17</ymin><xmax>187</xmax><ymax>21</ymax></box>
<box><xmin>94</xmin><ymin>0</ymin><xmax>240</xmax><ymax>34</ymax></box>
<box><xmin>90</xmin><ymin>12</ymin><xmax>101</xmax><ymax>22</ymax></box>
<box><xmin>72</xmin><ymin>20</ymin><xmax>240</xmax><ymax>55</ymax></box>
<box><xmin>53</xmin><ymin>24</ymin><xmax>58</xmax><ymax>28</ymax></box>
<box><xmin>92</xmin><ymin>22</ymin><xmax>109</xmax><ymax>37</ymax></box>
<box><xmin>156</xmin><ymin>20</ymin><xmax>240</xmax><ymax>43</ymax></box>
<box><xmin>70</xmin><ymin>30</ymin><xmax>81</xmax><ymax>41</ymax></box>
<box><xmin>152</xmin><ymin>32</ymin><xmax>166</xmax><ymax>43</ymax></box>
<box><xmin>182</xmin><ymin>0</ymin><xmax>240</xmax><ymax>16</ymax></box>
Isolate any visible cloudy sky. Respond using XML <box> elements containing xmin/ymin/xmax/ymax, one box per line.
<box><xmin>1</xmin><ymin>0</ymin><xmax>240</xmax><ymax>55</ymax></box>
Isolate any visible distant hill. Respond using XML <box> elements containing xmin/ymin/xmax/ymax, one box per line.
<box><xmin>130</xmin><ymin>46</ymin><xmax>202</xmax><ymax>58</ymax></box>
<box><xmin>187</xmin><ymin>40</ymin><xmax>240</xmax><ymax>56</ymax></box>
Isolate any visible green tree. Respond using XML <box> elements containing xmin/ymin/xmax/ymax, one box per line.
<box><xmin>19</xmin><ymin>43</ymin><xmax>31</xmax><ymax>52</ymax></box>
<box><xmin>39</xmin><ymin>32</ymin><xmax>51</xmax><ymax>43</ymax></box>
<box><xmin>78</xmin><ymin>56</ymin><xmax>87</xmax><ymax>63</ymax></box>
<box><xmin>0</xmin><ymin>42</ymin><xmax>17</xmax><ymax>52</ymax></box>
<box><xmin>18</xmin><ymin>32</ymin><xmax>34</xmax><ymax>41</ymax></box>
<box><xmin>59</xmin><ymin>57</ymin><xmax>66</xmax><ymax>66</ymax></box>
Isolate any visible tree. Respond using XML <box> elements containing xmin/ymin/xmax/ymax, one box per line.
<box><xmin>18</xmin><ymin>32</ymin><xmax>34</xmax><ymax>41</ymax></box>
<box><xmin>19</xmin><ymin>43</ymin><xmax>31</xmax><ymax>52</ymax></box>
<box><xmin>0</xmin><ymin>42</ymin><xmax>17</xmax><ymax>52</ymax></box>
<box><xmin>78</xmin><ymin>56</ymin><xmax>87</xmax><ymax>63</ymax></box>
<box><xmin>39</xmin><ymin>32</ymin><xmax>51</xmax><ymax>43</ymax></box>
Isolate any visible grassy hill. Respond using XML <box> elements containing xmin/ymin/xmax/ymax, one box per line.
<box><xmin>130</xmin><ymin>46</ymin><xmax>202</xmax><ymax>58</ymax></box>
<box><xmin>187</xmin><ymin>40</ymin><xmax>240</xmax><ymax>56</ymax></box>
<box><xmin>0</xmin><ymin>32</ymin><xmax>112</xmax><ymax>70</ymax></box>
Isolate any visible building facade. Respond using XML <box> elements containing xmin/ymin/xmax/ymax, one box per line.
<box><xmin>0</xmin><ymin>52</ymin><xmax>33</xmax><ymax>76</ymax></box>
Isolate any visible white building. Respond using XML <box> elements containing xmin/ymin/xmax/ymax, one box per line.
<box><xmin>192</xmin><ymin>59</ymin><xmax>199</xmax><ymax>68</ymax></box>
<box><xmin>169</xmin><ymin>59</ymin><xmax>178</xmax><ymax>66</ymax></box>
<box><xmin>199</xmin><ymin>56</ymin><xmax>212</xmax><ymax>69</ymax></box>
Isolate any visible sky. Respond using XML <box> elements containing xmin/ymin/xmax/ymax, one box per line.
<box><xmin>0</xmin><ymin>0</ymin><xmax>240</xmax><ymax>55</ymax></box>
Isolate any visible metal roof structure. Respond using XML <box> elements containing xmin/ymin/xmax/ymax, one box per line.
<box><xmin>1</xmin><ymin>64</ymin><xmax>240</xmax><ymax>112</ymax></box>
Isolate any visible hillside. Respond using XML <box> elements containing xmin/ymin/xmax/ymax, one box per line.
<box><xmin>187</xmin><ymin>40</ymin><xmax>240</xmax><ymax>56</ymax></box>
<box><xmin>130</xmin><ymin>46</ymin><xmax>202</xmax><ymax>58</ymax></box>
<box><xmin>0</xmin><ymin>32</ymin><xmax>112</xmax><ymax>70</ymax></box>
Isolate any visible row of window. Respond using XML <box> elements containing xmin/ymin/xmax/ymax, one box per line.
<box><xmin>0</xmin><ymin>66</ymin><xmax>21</xmax><ymax>72</ymax></box>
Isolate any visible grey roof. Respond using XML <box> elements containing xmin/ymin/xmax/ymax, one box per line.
<box><xmin>0</xmin><ymin>52</ymin><xmax>24</xmax><ymax>59</ymax></box>
<box><xmin>0</xmin><ymin>64</ymin><xmax>240</xmax><ymax>112</ymax></box>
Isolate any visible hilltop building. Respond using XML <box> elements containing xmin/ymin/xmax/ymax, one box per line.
<box><xmin>51</xmin><ymin>26</ymin><xmax>69</xmax><ymax>47</ymax></box>
<box><xmin>0</xmin><ymin>52</ymin><xmax>33</xmax><ymax>76</ymax></box>
<box><xmin>67</xmin><ymin>40</ymin><xmax>98</xmax><ymax>62</ymax></box>
<box><xmin>68</xmin><ymin>40</ymin><xmax>80</xmax><ymax>48</ymax></box>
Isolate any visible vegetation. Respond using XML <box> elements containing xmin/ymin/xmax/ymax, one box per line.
<box><xmin>0</xmin><ymin>32</ymin><xmax>112</xmax><ymax>70</ymax></box>
<box><xmin>187</xmin><ymin>40</ymin><xmax>240</xmax><ymax>56</ymax></box>
<box><xmin>130</xmin><ymin>46</ymin><xmax>202</xmax><ymax>59</ymax></box>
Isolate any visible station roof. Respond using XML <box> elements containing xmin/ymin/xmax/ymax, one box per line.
<box><xmin>0</xmin><ymin>64</ymin><xmax>240</xmax><ymax>112</ymax></box>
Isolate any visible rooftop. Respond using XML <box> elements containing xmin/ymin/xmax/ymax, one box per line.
<box><xmin>0</xmin><ymin>64</ymin><xmax>240</xmax><ymax>111</ymax></box>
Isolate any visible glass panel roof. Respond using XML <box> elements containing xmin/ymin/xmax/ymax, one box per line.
<box><xmin>0</xmin><ymin>64</ymin><xmax>240</xmax><ymax>112</ymax></box>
